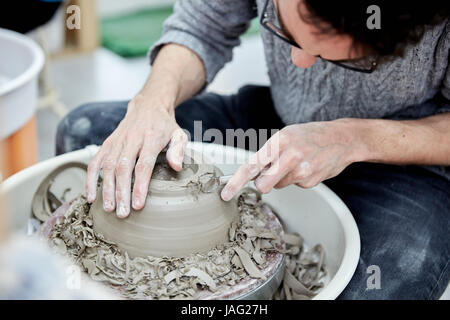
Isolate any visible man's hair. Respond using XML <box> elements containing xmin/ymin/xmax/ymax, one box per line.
<box><xmin>301</xmin><ymin>0</ymin><xmax>449</xmax><ymax>57</ymax></box>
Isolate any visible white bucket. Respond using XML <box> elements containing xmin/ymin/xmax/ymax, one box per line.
<box><xmin>0</xmin><ymin>143</ymin><xmax>361</xmax><ymax>299</ymax></box>
<box><xmin>0</xmin><ymin>28</ymin><xmax>44</xmax><ymax>139</ymax></box>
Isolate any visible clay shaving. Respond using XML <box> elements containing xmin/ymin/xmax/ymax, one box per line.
<box><xmin>152</xmin><ymin>162</ymin><xmax>197</xmax><ymax>181</ymax></box>
<box><xmin>47</xmin><ymin>190</ymin><xmax>326</xmax><ymax>300</ymax></box>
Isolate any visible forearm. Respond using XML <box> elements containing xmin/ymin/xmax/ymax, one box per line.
<box><xmin>222</xmin><ymin>112</ymin><xmax>450</xmax><ymax>199</ymax></box>
<box><xmin>346</xmin><ymin>113</ymin><xmax>450</xmax><ymax>166</ymax></box>
<box><xmin>136</xmin><ymin>43</ymin><xmax>206</xmax><ymax>112</ymax></box>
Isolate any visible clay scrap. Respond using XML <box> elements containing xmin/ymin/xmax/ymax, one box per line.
<box><xmin>48</xmin><ymin>190</ymin><xmax>326</xmax><ymax>300</ymax></box>
<box><xmin>36</xmin><ymin>153</ymin><xmax>326</xmax><ymax>300</ymax></box>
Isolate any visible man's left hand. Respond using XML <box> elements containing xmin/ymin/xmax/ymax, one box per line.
<box><xmin>221</xmin><ymin>119</ymin><xmax>366</xmax><ymax>201</ymax></box>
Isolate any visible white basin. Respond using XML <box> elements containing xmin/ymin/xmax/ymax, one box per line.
<box><xmin>0</xmin><ymin>28</ymin><xmax>44</xmax><ymax>138</ymax></box>
<box><xmin>0</xmin><ymin>143</ymin><xmax>361</xmax><ymax>299</ymax></box>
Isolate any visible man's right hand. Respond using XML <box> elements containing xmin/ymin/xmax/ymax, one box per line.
<box><xmin>85</xmin><ymin>43</ymin><xmax>206</xmax><ymax>219</ymax></box>
<box><xmin>85</xmin><ymin>94</ymin><xmax>188</xmax><ymax>218</ymax></box>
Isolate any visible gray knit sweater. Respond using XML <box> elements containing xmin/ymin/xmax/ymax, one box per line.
<box><xmin>150</xmin><ymin>0</ymin><xmax>450</xmax><ymax>179</ymax></box>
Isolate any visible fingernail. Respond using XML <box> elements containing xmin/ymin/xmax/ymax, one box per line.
<box><xmin>255</xmin><ymin>176</ymin><xmax>264</xmax><ymax>188</ymax></box>
<box><xmin>177</xmin><ymin>157</ymin><xmax>184</xmax><ymax>168</ymax></box>
<box><xmin>249</xmin><ymin>167</ymin><xmax>259</xmax><ymax>179</ymax></box>
<box><xmin>117</xmin><ymin>203</ymin><xmax>128</xmax><ymax>218</ymax></box>
<box><xmin>103</xmin><ymin>200</ymin><xmax>113</xmax><ymax>211</ymax></box>
<box><xmin>221</xmin><ymin>188</ymin><xmax>233</xmax><ymax>201</ymax></box>
<box><xmin>87</xmin><ymin>191</ymin><xmax>96</xmax><ymax>203</ymax></box>
<box><xmin>132</xmin><ymin>197</ymin><xmax>142</xmax><ymax>210</ymax></box>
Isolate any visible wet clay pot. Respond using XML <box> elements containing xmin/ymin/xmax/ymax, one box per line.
<box><xmin>91</xmin><ymin>149</ymin><xmax>238</xmax><ymax>258</ymax></box>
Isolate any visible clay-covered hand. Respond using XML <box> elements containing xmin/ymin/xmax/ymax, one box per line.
<box><xmin>86</xmin><ymin>94</ymin><xmax>188</xmax><ymax>218</ymax></box>
<box><xmin>221</xmin><ymin>120</ymin><xmax>365</xmax><ymax>201</ymax></box>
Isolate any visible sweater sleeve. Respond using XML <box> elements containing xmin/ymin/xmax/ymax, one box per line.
<box><xmin>409</xmin><ymin>20</ymin><xmax>450</xmax><ymax>117</ymax></box>
<box><xmin>438</xmin><ymin>58</ymin><xmax>450</xmax><ymax>114</ymax></box>
<box><xmin>436</xmin><ymin>20</ymin><xmax>450</xmax><ymax>113</ymax></box>
<box><xmin>149</xmin><ymin>0</ymin><xmax>257</xmax><ymax>84</ymax></box>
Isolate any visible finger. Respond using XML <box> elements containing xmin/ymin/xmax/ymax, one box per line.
<box><xmin>101</xmin><ymin>143</ymin><xmax>123</xmax><ymax>213</ymax></box>
<box><xmin>221</xmin><ymin>139</ymin><xmax>280</xmax><ymax>201</ymax></box>
<box><xmin>166</xmin><ymin>128</ymin><xmax>188</xmax><ymax>171</ymax></box>
<box><xmin>295</xmin><ymin>177</ymin><xmax>321</xmax><ymax>189</ymax></box>
<box><xmin>115</xmin><ymin>142</ymin><xmax>141</xmax><ymax>219</ymax></box>
<box><xmin>86</xmin><ymin>148</ymin><xmax>105</xmax><ymax>203</ymax></box>
<box><xmin>253</xmin><ymin>152</ymin><xmax>296</xmax><ymax>194</ymax></box>
<box><xmin>274</xmin><ymin>160</ymin><xmax>313</xmax><ymax>189</ymax></box>
<box><xmin>132</xmin><ymin>140</ymin><xmax>160</xmax><ymax>211</ymax></box>
<box><xmin>274</xmin><ymin>172</ymin><xmax>295</xmax><ymax>189</ymax></box>
<box><xmin>294</xmin><ymin>171</ymin><xmax>323</xmax><ymax>189</ymax></box>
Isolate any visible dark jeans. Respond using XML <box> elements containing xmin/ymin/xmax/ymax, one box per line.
<box><xmin>56</xmin><ymin>85</ymin><xmax>450</xmax><ymax>299</ymax></box>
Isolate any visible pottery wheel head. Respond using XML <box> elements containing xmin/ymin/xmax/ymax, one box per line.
<box><xmin>90</xmin><ymin>148</ymin><xmax>238</xmax><ymax>258</ymax></box>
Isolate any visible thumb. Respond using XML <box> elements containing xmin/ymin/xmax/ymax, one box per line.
<box><xmin>166</xmin><ymin>127</ymin><xmax>188</xmax><ymax>171</ymax></box>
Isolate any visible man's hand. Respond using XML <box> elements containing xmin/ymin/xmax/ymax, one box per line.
<box><xmin>86</xmin><ymin>94</ymin><xmax>188</xmax><ymax>218</ymax></box>
<box><xmin>84</xmin><ymin>43</ymin><xmax>206</xmax><ymax>218</ymax></box>
<box><xmin>221</xmin><ymin>120</ymin><xmax>365</xmax><ymax>200</ymax></box>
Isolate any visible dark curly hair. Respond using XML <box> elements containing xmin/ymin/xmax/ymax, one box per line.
<box><xmin>301</xmin><ymin>0</ymin><xmax>449</xmax><ymax>57</ymax></box>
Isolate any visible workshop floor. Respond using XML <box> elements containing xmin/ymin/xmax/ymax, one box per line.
<box><xmin>37</xmin><ymin>35</ymin><xmax>269</xmax><ymax>161</ymax></box>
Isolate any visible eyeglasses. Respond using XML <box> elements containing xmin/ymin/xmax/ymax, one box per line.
<box><xmin>260</xmin><ymin>0</ymin><xmax>378</xmax><ymax>74</ymax></box>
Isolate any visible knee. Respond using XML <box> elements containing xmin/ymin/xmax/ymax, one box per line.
<box><xmin>55</xmin><ymin>103</ymin><xmax>97</xmax><ymax>155</ymax></box>
<box><xmin>58</xmin><ymin>102</ymin><xmax>97</xmax><ymax>132</ymax></box>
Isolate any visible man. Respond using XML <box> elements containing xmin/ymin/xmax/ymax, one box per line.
<box><xmin>56</xmin><ymin>0</ymin><xmax>449</xmax><ymax>299</ymax></box>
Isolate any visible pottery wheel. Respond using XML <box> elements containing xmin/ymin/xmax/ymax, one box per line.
<box><xmin>40</xmin><ymin>151</ymin><xmax>289</xmax><ymax>300</ymax></box>
<box><xmin>196</xmin><ymin>207</ymin><xmax>286</xmax><ymax>300</ymax></box>
<box><xmin>46</xmin><ymin>192</ymin><xmax>286</xmax><ymax>300</ymax></box>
